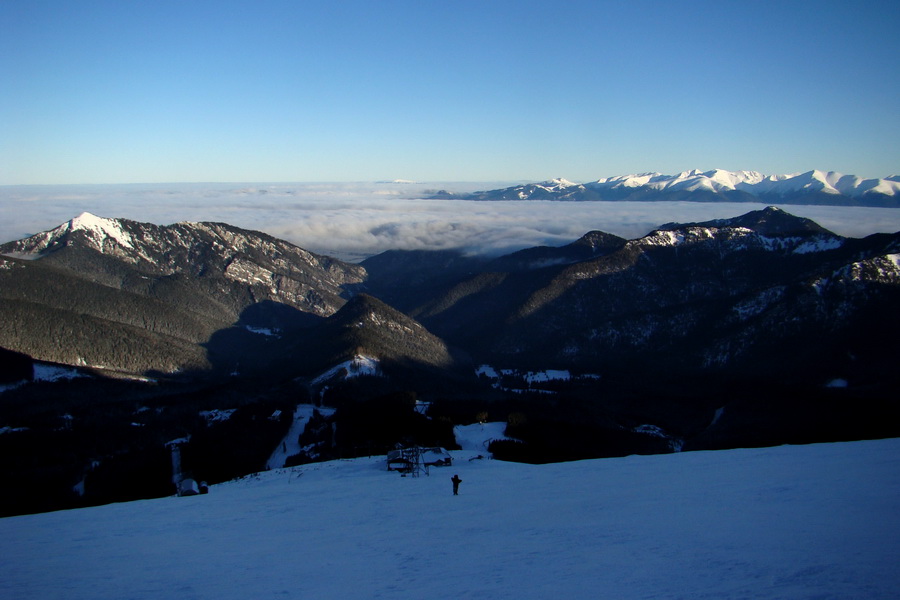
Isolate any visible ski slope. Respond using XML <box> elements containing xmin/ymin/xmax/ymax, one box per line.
<box><xmin>1</xmin><ymin>439</ymin><xmax>898</xmax><ymax>599</ymax></box>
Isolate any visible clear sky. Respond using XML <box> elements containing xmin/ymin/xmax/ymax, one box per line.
<box><xmin>2</xmin><ymin>0</ymin><xmax>899</xmax><ymax>184</ymax></box>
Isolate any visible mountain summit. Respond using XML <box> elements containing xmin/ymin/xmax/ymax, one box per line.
<box><xmin>0</xmin><ymin>215</ymin><xmax>366</xmax><ymax>375</ymax></box>
<box><xmin>1</xmin><ymin>214</ymin><xmax>365</xmax><ymax>319</ymax></box>
<box><xmin>658</xmin><ymin>206</ymin><xmax>835</xmax><ymax>238</ymax></box>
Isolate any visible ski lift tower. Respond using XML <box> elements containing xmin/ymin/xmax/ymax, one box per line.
<box><xmin>402</xmin><ymin>446</ymin><xmax>426</xmax><ymax>478</ymax></box>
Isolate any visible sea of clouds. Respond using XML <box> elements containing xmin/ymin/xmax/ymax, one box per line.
<box><xmin>3</xmin><ymin>182</ymin><xmax>900</xmax><ymax>262</ymax></box>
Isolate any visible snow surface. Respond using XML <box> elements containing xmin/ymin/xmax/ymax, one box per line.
<box><xmin>1</xmin><ymin>439</ymin><xmax>898</xmax><ymax>599</ymax></box>
<box><xmin>311</xmin><ymin>355</ymin><xmax>381</xmax><ymax>385</ymax></box>
<box><xmin>475</xmin><ymin>364</ymin><xmax>499</xmax><ymax>379</ymax></box>
<box><xmin>524</xmin><ymin>369</ymin><xmax>570</xmax><ymax>383</ymax></box>
<box><xmin>453</xmin><ymin>421</ymin><xmax>514</xmax><ymax>452</ymax></box>
<box><xmin>199</xmin><ymin>409</ymin><xmax>237</xmax><ymax>423</ymax></box>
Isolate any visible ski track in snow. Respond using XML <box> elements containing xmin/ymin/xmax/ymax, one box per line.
<box><xmin>1</xmin><ymin>438</ymin><xmax>898</xmax><ymax>599</ymax></box>
<box><xmin>266</xmin><ymin>404</ymin><xmax>336</xmax><ymax>470</ymax></box>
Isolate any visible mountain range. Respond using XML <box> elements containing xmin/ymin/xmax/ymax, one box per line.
<box><xmin>432</xmin><ymin>169</ymin><xmax>900</xmax><ymax>207</ymax></box>
<box><xmin>1</xmin><ymin>206</ymin><xmax>899</xmax><ymax>515</ymax></box>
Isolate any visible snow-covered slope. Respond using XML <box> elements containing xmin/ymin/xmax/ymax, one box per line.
<box><xmin>1</xmin><ymin>438</ymin><xmax>898</xmax><ymax>599</ymax></box>
<box><xmin>591</xmin><ymin>169</ymin><xmax>900</xmax><ymax>198</ymax></box>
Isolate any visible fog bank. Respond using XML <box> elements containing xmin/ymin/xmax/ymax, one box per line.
<box><xmin>3</xmin><ymin>182</ymin><xmax>899</xmax><ymax>261</ymax></box>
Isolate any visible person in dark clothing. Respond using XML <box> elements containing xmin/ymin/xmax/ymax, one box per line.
<box><xmin>451</xmin><ymin>474</ymin><xmax>462</xmax><ymax>495</ymax></box>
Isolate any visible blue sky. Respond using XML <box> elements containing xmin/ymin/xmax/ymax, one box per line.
<box><xmin>2</xmin><ymin>0</ymin><xmax>899</xmax><ymax>184</ymax></box>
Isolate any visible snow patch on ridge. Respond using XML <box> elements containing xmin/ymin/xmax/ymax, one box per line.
<box><xmin>792</xmin><ymin>237</ymin><xmax>844</xmax><ymax>254</ymax></box>
<box><xmin>832</xmin><ymin>254</ymin><xmax>900</xmax><ymax>285</ymax></box>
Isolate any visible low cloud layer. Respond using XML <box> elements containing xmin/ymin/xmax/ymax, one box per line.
<box><xmin>3</xmin><ymin>182</ymin><xmax>900</xmax><ymax>261</ymax></box>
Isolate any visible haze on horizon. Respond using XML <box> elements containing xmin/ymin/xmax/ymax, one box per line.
<box><xmin>2</xmin><ymin>0</ymin><xmax>899</xmax><ymax>186</ymax></box>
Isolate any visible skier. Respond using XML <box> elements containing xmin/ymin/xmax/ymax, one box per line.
<box><xmin>451</xmin><ymin>474</ymin><xmax>462</xmax><ymax>495</ymax></box>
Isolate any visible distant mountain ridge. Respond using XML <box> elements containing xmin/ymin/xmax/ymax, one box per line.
<box><xmin>433</xmin><ymin>170</ymin><xmax>900</xmax><ymax>207</ymax></box>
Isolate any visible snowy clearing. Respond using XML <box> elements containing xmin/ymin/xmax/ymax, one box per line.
<box><xmin>32</xmin><ymin>363</ymin><xmax>86</xmax><ymax>382</ymax></box>
<box><xmin>1</xmin><ymin>438</ymin><xmax>898</xmax><ymax>599</ymax></box>
<box><xmin>453</xmin><ymin>421</ymin><xmax>514</xmax><ymax>452</ymax></box>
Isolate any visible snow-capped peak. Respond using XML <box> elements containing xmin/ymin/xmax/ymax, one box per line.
<box><xmin>65</xmin><ymin>212</ymin><xmax>135</xmax><ymax>249</ymax></box>
<box><xmin>1</xmin><ymin>212</ymin><xmax>141</xmax><ymax>257</ymax></box>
